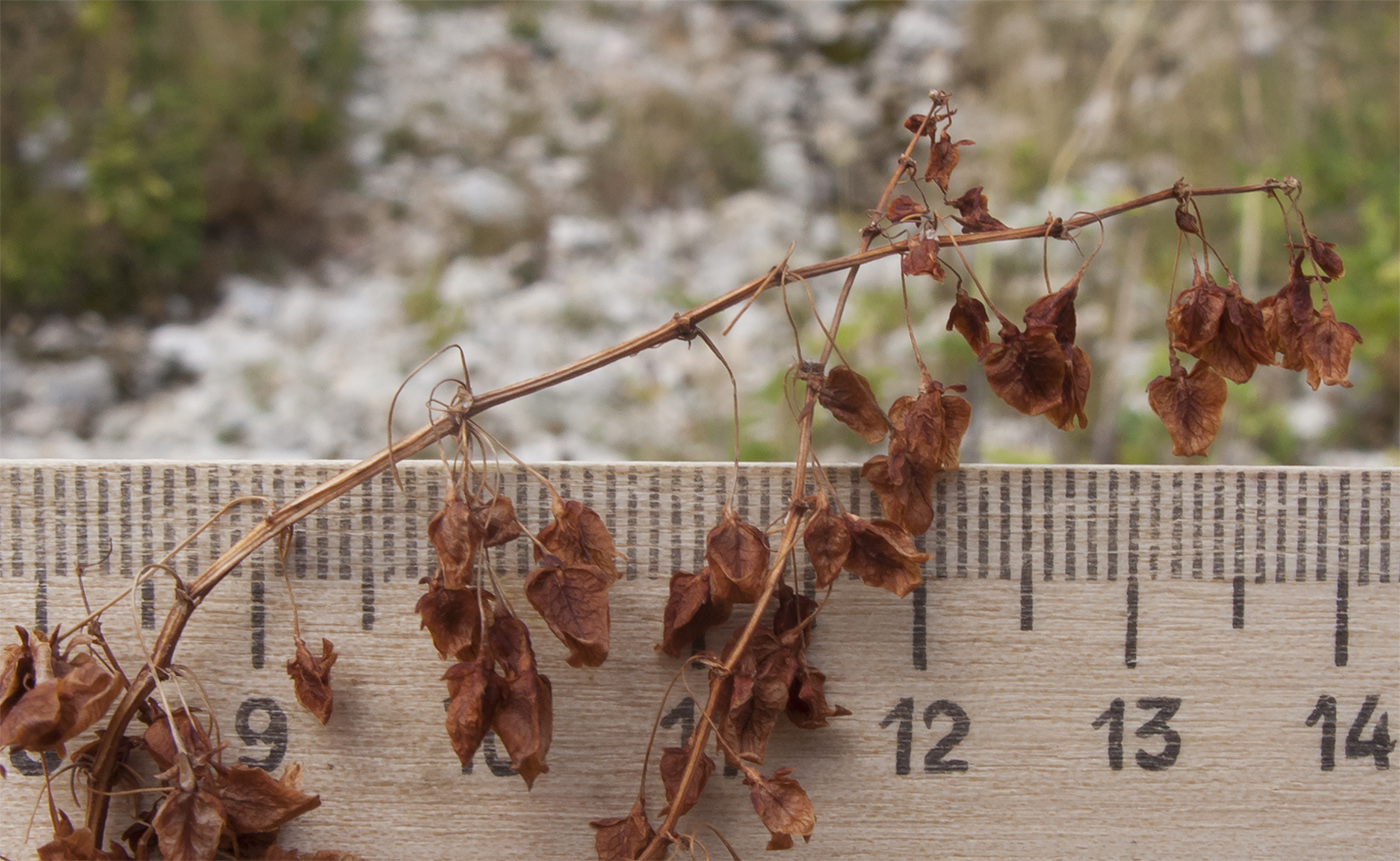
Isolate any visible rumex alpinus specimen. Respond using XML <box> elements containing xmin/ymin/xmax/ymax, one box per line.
<box><xmin>0</xmin><ymin>90</ymin><xmax>1364</xmax><ymax>860</ymax></box>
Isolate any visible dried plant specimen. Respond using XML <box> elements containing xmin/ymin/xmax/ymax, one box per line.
<box><xmin>658</xmin><ymin>568</ymin><xmax>732</xmax><ymax>659</ymax></box>
<box><xmin>590</xmin><ymin>800</ymin><xmax>658</xmax><ymax>861</ymax></box>
<box><xmin>946</xmin><ymin>286</ymin><xmax>991</xmax><ymax>355</ymax></box>
<box><xmin>287</xmin><ymin>637</ymin><xmax>337</xmax><ymax>725</ymax></box>
<box><xmin>0</xmin><ymin>627</ymin><xmax>122</xmax><ymax>757</ymax></box>
<box><xmin>537</xmin><ymin>498</ymin><xmax>622</xmax><ymax>581</ymax></box>
<box><xmin>152</xmin><ymin>786</ymin><xmax>226</xmax><ymax>861</ymax></box>
<box><xmin>1303</xmin><ymin>301</ymin><xmax>1363</xmax><ymax>389</ymax></box>
<box><xmin>741</xmin><ymin>765</ymin><xmax>816</xmax><ymax>850</ymax></box>
<box><xmin>660</xmin><ymin>742</ymin><xmax>714</xmax><ymax>819</ymax></box>
<box><xmin>443</xmin><ymin>655</ymin><xmax>506</xmax><ymax>768</ymax></box>
<box><xmin>488</xmin><ymin>612</ymin><xmax>553</xmax><ymax>788</ymax></box>
<box><xmin>705</xmin><ymin>505</ymin><xmax>771</xmax><ymax>606</ymax></box>
<box><xmin>1147</xmin><ymin>358</ymin><xmax>1228</xmax><ymax>457</ymax></box>
<box><xmin>415</xmin><ymin>579</ymin><xmax>493</xmax><ymax>662</ymax></box>
<box><xmin>816</xmin><ymin>365</ymin><xmax>888</xmax><ymax>444</ymax></box>
<box><xmin>525</xmin><ymin>555</ymin><xmax>612</xmax><ymax>668</ymax></box>
<box><xmin>949</xmin><ymin>186</ymin><xmax>1008</xmax><ymax>233</ymax></box>
<box><xmin>885</xmin><ymin>195</ymin><xmax>927</xmax><ymax>224</ymax></box>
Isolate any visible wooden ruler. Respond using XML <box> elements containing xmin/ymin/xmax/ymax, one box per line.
<box><xmin>2</xmin><ymin>461</ymin><xmax>1397</xmax><ymax>859</ymax></box>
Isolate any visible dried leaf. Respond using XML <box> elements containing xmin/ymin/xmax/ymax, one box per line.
<box><xmin>537</xmin><ymin>499</ymin><xmax>622</xmax><ymax>581</ymax></box>
<box><xmin>885</xmin><ymin>195</ymin><xmax>927</xmax><ymax>224</ymax></box>
<box><xmin>802</xmin><ymin>496</ymin><xmax>852</xmax><ymax>591</ymax></box>
<box><xmin>842</xmin><ymin>515</ymin><xmax>928</xmax><ymax>598</ymax></box>
<box><xmin>772</xmin><ymin>581</ymin><xmax>819</xmax><ymax>653</ymax></box>
<box><xmin>887</xmin><ymin>379</ymin><xmax>967</xmax><ymax>476</ymax></box>
<box><xmin>946</xmin><ymin>286</ymin><xmax>991</xmax><ymax>355</ymax></box>
<box><xmin>1306</xmin><ymin>231</ymin><xmax>1345</xmax><ymax>281</ymax></box>
<box><xmin>705</xmin><ymin>506</ymin><xmax>771</xmax><ymax>606</ymax></box>
<box><xmin>415</xmin><ymin>579</ymin><xmax>493</xmax><ymax>662</ymax></box>
<box><xmin>427</xmin><ymin>499</ymin><xmax>476</xmax><ymax>589</ymax></box>
<box><xmin>0</xmin><ymin>633</ymin><xmax>28</xmax><ymax>717</ymax></box>
<box><xmin>742</xmin><ymin>765</ymin><xmax>816</xmax><ymax>847</ymax></box>
<box><xmin>925</xmin><ymin>130</ymin><xmax>974</xmax><ymax>192</ymax></box>
<box><xmin>152</xmin><ymin>787</ymin><xmax>226</xmax><ymax>861</ymax></box>
<box><xmin>488</xmin><ymin>613</ymin><xmax>553</xmax><ymax>789</ymax></box>
<box><xmin>590</xmin><ymin>799</ymin><xmax>658</xmax><ymax>861</ymax></box>
<box><xmin>785</xmin><ymin>665</ymin><xmax>850</xmax><ymax>730</ymax></box>
<box><xmin>1044</xmin><ymin>344</ymin><xmax>1092</xmax><ymax>430</ymax></box>
<box><xmin>37</xmin><ymin>825</ymin><xmax>121</xmax><ymax>861</ymax></box>
<box><xmin>286</xmin><ymin>638</ymin><xmax>337</xmax><ymax>725</ymax></box>
<box><xmin>982</xmin><ymin>322</ymin><xmax>1067</xmax><ymax>417</ymax></box>
<box><xmin>214</xmin><ymin>762</ymin><xmax>321</xmax><ymax>835</ymax></box>
<box><xmin>816</xmin><ymin>365</ymin><xmax>887</xmax><ymax>444</ymax></box>
<box><xmin>525</xmin><ymin>556</ymin><xmax>612</xmax><ymax>668</ymax></box>
<box><xmin>143</xmin><ymin>708</ymin><xmax>214</xmax><ymax>773</ymax></box>
<box><xmin>660</xmin><ymin>744</ymin><xmax>714</xmax><ymax>818</ymax></box>
<box><xmin>715</xmin><ymin>630</ymin><xmax>795</xmax><ymax>768</ymax></box>
<box><xmin>1147</xmin><ymin>358</ymin><xmax>1228</xmax><ymax>457</ymax></box>
<box><xmin>471</xmin><ymin>494</ymin><xmax>524</xmax><ymax>549</ymax></box>
<box><xmin>443</xmin><ymin>657</ymin><xmax>506</xmax><ymax>768</ymax></box>
<box><xmin>1260</xmin><ymin>254</ymin><xmax>1315</xmax><ymax>371</ymax></box>
<box><xmin>860</xmin><ymin>455</ymin><xmax>934</xmax><ymax>538</ymax></box>
<box><xmin>0</xmin><ymin>650</ymin><xmax>121</xmax><ymax>756</ymax></box>
<box><xmin>1198</xmin><ymin>279</ymin><xmax>1274</xmax><ymax>383</ymax></box>
<box><xmin>901</xmin><ymin>113</ymin><xmax>934</xmax><ymax>136</ymax></box>
<box><xmin>1303</xmin><ymin>301</ymin><xmax>1363</xmax><ymax>389</ymax></box>
<box><xmin>901</xmin><ymin>231</ymin><xmax>944</xmax><ymax>280</ymax></box>
<box><xmin>1174</xmin><ymin>204</ymin><xmax>1199</xmax><ymax>235</ymax></box>
<box><xmin>658</xmin><ymin>569</ymin><xmax>732</xmax><ymax>659</ymax></box>
<box><xmin>1023</xmin><ymin>283</ymin><xmax>1080</xmax><ymax>347</ymax></box>
<box><xmin>949</xmin><ymin>186</ymin><xmax>1008</xmax><ymax>233</ymax></box>
<box><xmin>1168</xmin><ymin>265</ymin><xmax>1274</xmax><ymax>384</ymax></box>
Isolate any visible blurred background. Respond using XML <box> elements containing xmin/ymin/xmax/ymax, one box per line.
<box><xmin>2</xmin><ymin>0</ymin><xmax>1396</xmax><ymax>465</ymax></box>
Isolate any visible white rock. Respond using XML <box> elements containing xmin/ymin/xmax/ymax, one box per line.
<box><xmin>445</xmin><ymin>168</ymin><xmax>528</xmax><ymax>223</ymax></box>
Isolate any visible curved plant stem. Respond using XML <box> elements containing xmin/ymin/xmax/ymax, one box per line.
<box><xmin>80</xmin><ymin>174</ymin><xmax>1295</xmax><ymax>843</ymax></box>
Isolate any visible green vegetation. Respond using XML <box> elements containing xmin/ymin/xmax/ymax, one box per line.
<box><xmin>0</xmin><ymin>1</ymin><xmax>362</xmax><ymax>320</ymax></box>
<box><xmin>585</xmin><ymin>89</ymin><xmax>764</xmax><ymax>214</ymax></box>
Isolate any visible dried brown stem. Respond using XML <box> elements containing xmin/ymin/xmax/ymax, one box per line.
<box><xmin>81</xmin><ymin>172</ymin><xmax>1294</xmax><ymax>844</ymax></box>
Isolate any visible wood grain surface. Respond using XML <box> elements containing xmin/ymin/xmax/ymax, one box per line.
<box><xmin>2</xmin><ymin>461</ymin><xmax>1396</xmax><ymax>859</ymax></box>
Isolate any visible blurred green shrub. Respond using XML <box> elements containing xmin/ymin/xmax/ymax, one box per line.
<box><xmin>1</xmin><ymin>0</ymin><xmax>362</xmax><ymax>320</ymax></box>
<box><xmin>586</xmin><ymin>89</ymin><xmax>763</xmax><ymax>214</ymax></box>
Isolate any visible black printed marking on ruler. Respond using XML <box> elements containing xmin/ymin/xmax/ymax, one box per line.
<box><xmin>912</xmin><ymin>583</ymin><xmax>927</xmax><ymax>671</ymax></box>
<box><xmin>1232</xmin><ymin>576</ymin><xmax>1245</xmax><ymax>629</ymax></box>
<box><xmin>1020</xmin><ymin>472</ymin><xmax>1033</xmax><ymax>631</ymax></box>
<box><xmin>1125</xmin><ymin>575</ymin><xmax>1139</xmax><ymax>669</ymax></box>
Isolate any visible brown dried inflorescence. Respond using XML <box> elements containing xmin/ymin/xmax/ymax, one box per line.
<box><xmin>741</xmin><ymin>764</ymin><xmax>817</xmax><ymax>850</ymax></box>
<box><xmin>815</xmin><ymin>364</ymin><xmax>888</xmax><ymax>444</ymax></box>
<box><xmin>1167</xmin><ymin>264</ymin><xmax>1273</xmax><ymax>384</ymax></box>
<box><xmin>537</xmin><ymin>497</ymin><xmax>622</xmax><ymax>581</ymax></box>
<box><xmin>0</xmin><ymin>626</ymin><xmax>123</xmax><ymax>761</ymax></box>
<box><xmin>705</xmin><ymin>504</ymin><xmax>772</xmax><ymax>606</ymax></box>
<box><xmin>885</xmin><ymin>194</ymin><xmax>928</xmax><ymax>225</ymax></box>
<box><xmin>525</xmin><ymin>555</ymin><xmax>612</xmax><ymax>668</ymax></box>
<box><xmin>657</xmin><ymin>568</ymin><xmax>732</xmax><ymax>659</ymax></box>
<box><xmin>441</xmin><ymin>609</ymin><xmax>555</xmax><ymax>789</ymax></box>
<box><xmin>415</xmin><ymin>578</ymin><xmax>494</xmax><ymax>662</ymax></box>
<box><xmin>901</xmin><ymin>230</ymin><xmax>945</xmax><ymax>281</ymax></box>
<box><xmin>128</xmin><ymin>700</ymin><xmax>325</xmax><ymax>860</ymax></box>
<box><xmin>427</xmin><ymin>493</ymin><xmax>525</xmax><ymax>590</ymax></box>
<box><xmin>590</xmin><ymin>799</ymin><xmax>660</xmax><ymax>861</ymax></box>
<box><xmin>948</xmin><ymin>186</ymin><xmax>1008</xmax><ymax>233</ymax></box>
<box><xmin>946</xmin><ymin>286</ymin><xmax>991</xmax><ymax>355</ymax></box>
<box><xmin>287</xmin><ymin>637</ymin><xmax>338</xmax><ymax>725</ymax></box>
<box><xmin>860</xmin><ymin>375</ymin><xmax>970</xmax><ymax>535</ymax></box>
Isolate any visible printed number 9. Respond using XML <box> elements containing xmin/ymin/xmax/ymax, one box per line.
<box><xmin>236</xmin><ymin>696</ymin><xmax>288</xmax><ymax>772</ymax></box>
